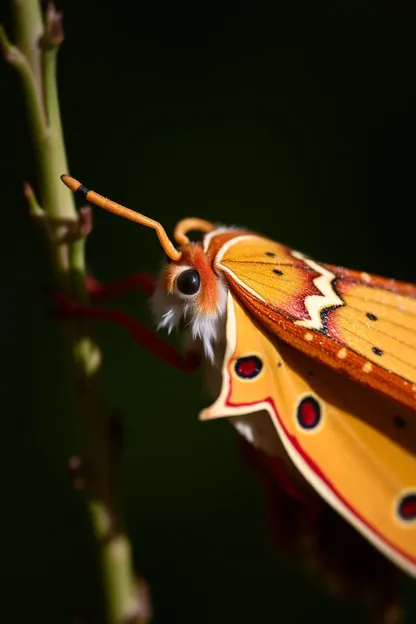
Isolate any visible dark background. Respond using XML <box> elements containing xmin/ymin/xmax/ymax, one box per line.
<box><xmin>1</xmin><ymin>1</ymin><xmax>415</xmax><ymax>622</ymax></box>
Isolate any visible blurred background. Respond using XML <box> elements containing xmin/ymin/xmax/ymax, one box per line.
<box><xmin>1</xmin><ymin>0</ymin><xmax>415</xmax><ymax>622</ymax></box>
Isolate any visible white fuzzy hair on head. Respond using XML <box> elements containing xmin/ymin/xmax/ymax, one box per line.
<box><xmin>150</xmin><ymin>265</ymin><xmax>228</xmax><ymax>362</ymax></box>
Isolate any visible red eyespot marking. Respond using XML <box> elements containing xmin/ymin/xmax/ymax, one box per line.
<box><xmin>235</xmin><ymin>356</ymin><xmax>263</xmax><ymax>379</ymax></box>
<box><xmin>297</xmin><ymin>396</ymin><xmax>321</xmax><ymax>430</ymax></box>
<box><xmin>398</xmin><ymin>494</ymin><xmax>416</xmax><ymax>521</ymax></box>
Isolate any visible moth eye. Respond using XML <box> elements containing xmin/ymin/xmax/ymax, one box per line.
<box><xmin>176</xmin><ymin>269</ymin><xmax>201</xmax><ymax>295</ymax></box>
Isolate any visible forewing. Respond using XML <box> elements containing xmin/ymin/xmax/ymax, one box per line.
<box><xmin>213</xmin><ymin>232</ymin><xmax>416</xmax><ymax>410</ymax></box>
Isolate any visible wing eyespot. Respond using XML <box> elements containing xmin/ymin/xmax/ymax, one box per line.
<box><xmin>296</xmin><ymin>396</ymin><xmax>321</xmax><ymax>430</ymax></box>
<box><xmin>234</xmin><ymin>356</ymin><xmax>263</xmax><ymax>379</ymax></box>
<box><xmin>397</xmin><ymin>494</ymin><xmax>416</xmax><ymax>522</ymax></box>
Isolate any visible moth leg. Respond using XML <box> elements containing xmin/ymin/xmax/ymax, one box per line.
<box><xmin>50</xmin><ymin>293</ymin><xmax>200</xmax><ymax>373</ymax></box>
<box><xmin>85</xmin><ymin>271</ymin><xmax>156</xmax><ymax>302</ymax></box>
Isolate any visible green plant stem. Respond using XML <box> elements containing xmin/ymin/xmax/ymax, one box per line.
<box><xmin>13</xmin><ymin>0</ymin><xmax>43</xmax><ymax>91</ymax></box>
<box><xmin>41</xmin><ymin>40</ymin><xmax>74</xmax><ymax>224</ymax></box>
<box><xmin>1</xmin><ymin>1</ymin><xmax>150</xmax><ymax>622</ymax></box>
<box><xmin>0</xmin><ymin>20</ymin><xmax>70</xmax><ymax>275</ymax></box>
<box><xmin>0</xmin><ymin>25</ymin><xmax>46</xmax><ymax>174</ymax></box>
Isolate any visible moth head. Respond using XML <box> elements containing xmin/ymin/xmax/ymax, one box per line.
<box><xmin>59</xmin><ymin>176</ymin><xmax>228</xmax><ymax>362</ymax></box>
<box><xmin>150</xmin><ymin>219</ymin><xmax>228</xmax><ymax>362</ymax></box>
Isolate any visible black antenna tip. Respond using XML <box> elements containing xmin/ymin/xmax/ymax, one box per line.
<box><xmin>76</xmin><ymin>184</ymin><xmax>90</xmax><ymax>198</ymax></box>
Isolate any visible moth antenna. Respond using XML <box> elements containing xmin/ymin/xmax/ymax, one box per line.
<box><xmin>60</xmin><ymin>174</ymin><xmax>182</xmax><ymax>261</ymax></box>
<box><xmin>174</xmin><ymin>218</ymin><xmax>215</xmax><ymax>246</ymax></box>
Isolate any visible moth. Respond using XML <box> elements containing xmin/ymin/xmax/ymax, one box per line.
<box><xmin>59</xmin><ymin>174</ymin><xmax>416</xmax><ymax>587</ymax></box>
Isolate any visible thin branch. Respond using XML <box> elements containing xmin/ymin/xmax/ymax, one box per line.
<box><xmin>1</xmin><ymin>1</ymin><xmax>152</xmax><ymax>621</ymax></box>
<box><xmin>0</xmin><ymin>24</ymin><xmax>46</xmax><ymax>142</ymax></box>
<box><xmin>23</xmin><ymin>180</ymin><xmax>44</xmax><ymax>217</ymax></box>
<box><xmin>40</xmin><ymin>2</ymin><xmax>72</xmax><ymax>222</ymax></box>
<box><xmin>12</xmin><ymin>0</ymin><xmax>44</xmax><ymax>92</ymax></box>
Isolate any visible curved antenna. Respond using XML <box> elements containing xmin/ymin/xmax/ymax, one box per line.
<box><xmin>60</xmin><ymin>174</ymin><xmax>182</xmax><ymax>261</ymax></box>
<box><xmin>174</xmin><ymin>218</ymin><xmax>215</xmax><ymax>246</ymax></box>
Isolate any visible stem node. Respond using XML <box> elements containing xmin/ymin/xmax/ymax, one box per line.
<box><xmin>39</xmin><ymin>2</ymin><xmax>64</xmax><ymax>50</ymax></box>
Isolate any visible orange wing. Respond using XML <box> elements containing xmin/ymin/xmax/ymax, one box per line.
<box><xmin>209</xmin><ymin>230</ymin><xmax>416</xmax><ymax>411</ymax></box>
<box><xmin>200</xmin><ymin>292</ymin><xmax>416</xmax><ymax>578</ymax></box>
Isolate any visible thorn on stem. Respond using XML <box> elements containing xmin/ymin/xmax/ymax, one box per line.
<box><xmin>0</xmin><ymin>24</ymin><xmax>15</xmax><ymax>62</ymax></box>
<box><xmin>78</xmin><ymin>206</ymin><xmax>93</xmax><ymax>238</ymax></box>
<box><xmin>122</xmin><ymin>577</ymin><xmax>153</xmax><ymax>624</ymax></box>
<box><xmin>39</xmin><ymin>3</ymin><xmax>64</xmax><ymax>49</ymax></box>
<box><xmin>23</xmin><ymin>181</ymin><xmax>44</xmax><ymax>217</ymax></box>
